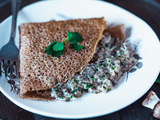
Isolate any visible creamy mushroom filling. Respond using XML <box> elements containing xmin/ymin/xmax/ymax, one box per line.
<box><xmin>51</xmin><ymin>33</ymin><xmax>137</xmax><ymax>101</ymax></box>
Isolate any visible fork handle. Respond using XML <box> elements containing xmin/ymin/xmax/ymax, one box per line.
<box><xmin>10</xmin><ymin>0</ymin><xmax>22</xmax><ymax>43</ymax></box>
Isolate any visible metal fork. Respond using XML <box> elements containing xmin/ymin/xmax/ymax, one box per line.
<box><xmin>0</xmin><ymin>0</ymin><xmax>22</xmax><ymax>79</ymax></box>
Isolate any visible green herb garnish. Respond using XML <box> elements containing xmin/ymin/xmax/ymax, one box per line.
<box><xmin>70</xmin><ymin>95</ymin><xmax>73</xmax><ymax>99</ymax></box>
<box><xmin>83</xmin><ymin>82</ymin><xmax>86</xmax><ymax>84</ymax></box>
<box><xmin>44</xmin><ymin>31</ymin><xmax>83</xmax><ymax>57</ymax></box>
<box><xmin>59</xmin><ymin>96</ymin><xmax>64</xmax><ymax>99</ymax></box>
<box><xmin>67</xmin><ymin>31</ymin><xmax>81</xmax><ymax>44</ymax></box>
<box><xmin>55</xmin><ymin>90</ymin><xmax>59</xmax><ymax>94</ymax></box>
<box><xmin>107</xmin><ymin>88</ymin><xmax>111</xmax><ymax>91</ymax></box>
<box><xmin>74</xmin><ymin>80</ymin><xmax>79</xmax><ymax>84</ymax></box>
<box><xmin>111</xmin><ymin>66</ymin><xmax>115</xmax><ymax>70</ymax></box>
<box><xmin>55</xmin><ymin>82</ymin><xmax>58</xmax><ymax>85</ymax></box>
<box><xmin>156</xmin><ymin>77</ymin><xmax>160</xmax><ymax>83</ymax></box>
<box><xmin>99</xmin><ymin>61</ymin><xmax>105</xmax><ymax>66</ymax></box>
<box><xmin>44</xmin><ymin>41</ymin><xmax>57</xmax><ymax>55</ymax></box>
<box><xmin>72</xmin><ymin>89</ymin><xmax>77</xmax><ymax>94</ymax></box>
<box><xmin>71</xmin><ymin>43</ymin><xmax>83</xmax><ymax>51</ymax></box>
<box><xmin>52</xmin><ymin>42</ymin><xmax>64</xmax><ymax>51</ymax></box>
<box><xmin>86</xmin><ymin>84</ymin><xmax>91</xmax><ymax>89</ymax></box>
<box><xmin>87</xmin><ymin>75</ymin><xmax>94</xmax><ymax>80</ymax></box>
<box><xmin>52</xmin><ymin>50</ymin><xmax>64</xmax><ymax>57</ymax></box>
<box><xmin>92</xmin><ymin>86</ymin><xmax>96</xmax><ymax>89</ymax></box>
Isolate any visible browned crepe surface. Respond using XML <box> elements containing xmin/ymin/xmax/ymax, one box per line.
<box><xmin>19</xmin><ymin>17</ymin><xmax>106</xmax><ymax>100</ymax></box>
<box><xmin>104</xmin><ymin>24</ymin><xmax>125</xmax><ymax>43</ymax></box>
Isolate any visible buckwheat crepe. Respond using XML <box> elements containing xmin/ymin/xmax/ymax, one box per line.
<box><xmin>19</xmin><ymin>17</ymin><xmax>107</xmax><ymax>100</ymax></box>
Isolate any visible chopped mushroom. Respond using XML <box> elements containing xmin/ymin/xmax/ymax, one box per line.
<box><xmin>142</xmin><ymin>90</ymin><xmax>160</xmax><ymax>119</ymax></box>
<box><xmin>153</xmin><ymin>101</ymin><xmax>160</xmax><ymax>119</ymax></box>
<box><xmin>142</xmin><ymin>90</ymin><xmax>160</xmax><ymax>109</ymax></box>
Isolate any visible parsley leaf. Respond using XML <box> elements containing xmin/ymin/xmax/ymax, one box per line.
<box><xmin>52</xmin><ymin>42</ymin><xmax>64</xmax><ymax>51</ymax></box>
<box><xmin>71</xmin><ymin>43</ymin><xmax>83</xmax><ymax>51</ymax></box>
<box><xmin>45</xmin><ymin>41</ymin><xmax>63</xmax><ymax>57</ymax></box>
<box><xmin>99</xmin><ymin>61</ymin><xmax>105</xmax><ymax>66</ymax></box>
<box><xmin>44</xmin><ymin>41</ymin><xmax>57</xmax><ymax>55</ymax></box>
<box><xmin>67</xmin><ymin>31</ymin><xmax>82</xmax><ymax>44</ymax></box>
<box><xmin>52</xmin><ymin>50</ymin><xmax>64</xmax><ymax>57</ymax></box>
<box><xmin>44</xmin><ymin>31</ymin><xmax>83</xmax><ymax>57</ymax></box>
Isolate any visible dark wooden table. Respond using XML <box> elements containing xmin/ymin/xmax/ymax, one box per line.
<box><xmin>0</xmin><ymin>0</ymin><xmax>160</xmax><ymax>120</ymax></box>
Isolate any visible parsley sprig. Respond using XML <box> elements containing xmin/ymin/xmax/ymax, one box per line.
<box><xmin>44</xmin><ymin>31</ymin><xmax>83</xmax><ymax>57</ymax></box>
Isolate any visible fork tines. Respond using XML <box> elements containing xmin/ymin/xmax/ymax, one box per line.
<box><xmin>0</xmin><ymin>59</ymin><xmax>19</xmax><ymax>80</ymax></box>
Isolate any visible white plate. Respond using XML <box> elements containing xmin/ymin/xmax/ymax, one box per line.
<box><xmin>0</xmin><ymin>0</ymin><xmax>160</xmax><ymax>119</ymax></box>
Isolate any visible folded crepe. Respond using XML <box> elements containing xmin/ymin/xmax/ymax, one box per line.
<box><xmin>19</xmin><ymin>17</ymin><xmax>107</xmax><ymax>100</ymax></box>
<box><xmin>104</xmin><ymin>24</ymin><xmax>125</xmax><ymax>43</ymax></box>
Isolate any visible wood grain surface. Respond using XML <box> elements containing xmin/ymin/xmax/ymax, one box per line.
<box><xmin>0</xmin><ymin>0</ymin><xmax>160</xmax><ymax>120</ymax></box>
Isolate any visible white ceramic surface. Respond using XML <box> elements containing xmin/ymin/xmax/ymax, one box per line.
<box><xmin>0</xmin><ymin>0</ymin><xmax>160</xmax><ymax>119</ymax></box>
